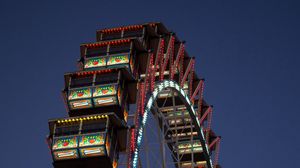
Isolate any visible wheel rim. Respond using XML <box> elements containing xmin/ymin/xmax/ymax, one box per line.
<box><xmin>130</xmin><ymin>80</ymin><xmax>212</xmax><ymax>168</ymax></box>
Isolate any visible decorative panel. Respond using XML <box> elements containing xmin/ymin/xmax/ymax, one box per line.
<box><xmin>93</xmin><ymin>85</ymin><xmax>117</xmax><ymax>97</ymax></box>
<box><xmin>84</xmin><ymin>57</ymin><xmax>106</xmax><ymax>69</ymax></box>
<box><xmin>79</xmin><ymin>133</ymin><xmax>105</xmax><ymax>147</ymax></box>
<box><xmin>52</xmin><ymin>136</ymin><xmax>78</xmax><ymax>150</ymax></box>
<box><xmin>68</xmin><ymin>88</ymin><xmax>92</xmax><ymax>100</ymax></box>
<box><xmin>107</xmin><ymin>54</ymin><xmax>129</xmax><ymax>65</ymax></box>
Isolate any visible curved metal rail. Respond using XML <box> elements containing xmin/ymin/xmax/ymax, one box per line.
<box><xmin>132</xmin><ymin>80</ymin><xmax>213</xmax><ymax>168</ymax></box>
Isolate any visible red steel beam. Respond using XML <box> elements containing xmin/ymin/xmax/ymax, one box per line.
<box><xmin>180</xmin><ymin>58</ymin><xmax>195</xmax><ymax>87</ymax></box>
<box><xmin>191</xmin><ymin>79</ymin><xmax>204</xmax><ymax>102</ymax></box>
<box><xmin>207</xmin><ymin>108</ymin><xmax>213</xmax><ymax>132</ymax></box>
<box><xmin>160</xmin><ymin>36</ymin><xmax>174</xmax><ymax>80</ymax></box>
<box><xmin>149</xmin><ymin>54</ymin><xmax>155</xmax><ymax>91</ymax></box>
<box><xmin>209</xmin><ymin>136</ymin><xmax>221</xmax><ymax>149</ymax></box>
<box><xmin>154</xmin><ymin>38</ymin><xmax>164</xmax><ymax>69</ymax></box>
<box><xmin>200</xmin><ymin>106</ymin><xmax>212</xmax><ymax>125</ymax></box>
<box><xmin>171</xmin><ymin>43</ymin><xmax>184</xmax><ymax>80</ymax></box>
<box><xmin>169</xmin><ymin>37</ymin><xmax>175</xmax><ymax>80</ymax></box>
<box><xmin>214</xmin><ymin>139</ymin><xmax>221</xmax><ymax>168</ymax></box>
<box><xmin>197</xmin><ymin>80</ymin><xmax>205</xmax><ymax>120</ymax></box>
<box><xmin>174</xmin><ymin>43</ymin><xmax>184</xmax><ymax>68</ymax></box>
<box><xmin>188</xmin><ymin>64</ymin><xmax>194</xmax><ymax>98</ymax></box>
<box><xmin>179</xmin><ymin>55</ymin><xmax>184</xmax><ymax>84</ymax></box>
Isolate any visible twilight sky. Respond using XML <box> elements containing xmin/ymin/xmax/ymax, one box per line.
<box><xmin>0</xmin><ymin>0</ymin><xmax>299</xmax><ymax>167</ymax></box>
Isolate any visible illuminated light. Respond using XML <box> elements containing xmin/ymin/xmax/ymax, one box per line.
<box><xmin>97</xmin><ymin>98</ymin><xmax>114</xmax><ymax>104</ymax></box>
<box><xmin>57</xmin><ymin>151</ymin><xmax>75</xmax><ymax>157</ymax></box>
<box><xmin>158</xmin><ymin>93</ymin><xmax>170</xmax><ymax>98</ymax></box>
<box><xmin>186</xmin><ymin>97</ymin><xmax>191</xmax><ymax>104</ymax></box>
<box><xmin>196</xmin><ymin>161</ymin><xmax>207</xmax><ymax>165</ymax></box>
<box><xmin>166</xmin><ymin>81</ymin><xmax>171</xmax><ymax>86</ymax></box>
<box><xmin>72</xmin><ymin>119</ymin><xmax>75</xmax><ymax>122</ymax></box>
<box><xmin>158</xmin><ymin>84</ymin><xmax>163</xmax><ymax>90</ymax></box>
<box><xmin>131</xmin><ymin>80</ymin><xmax>213</xmax><ymax>168</ymax></box>
<box><xmin>57</xmin><ymin>120</ymin><xmax>60</xmax><ymax>123</ymax></box>
<box><xmin>80</xmin><ymin>147</ymin><xmax>105</xmax><ymax>157</ymax></box>
<box><xmin>180</xmin><ymin>89</ymin><xmax>185</xmax><ymax>96</ymax></box>
<box><xmin>201</xmin><ymin>129</ymin><xmax>205</xmax><ymax>138</ymax></box>
<box><xmin>72</xmin><ymin>101</ymin><xmax>89</xmax><ymax>107</ymax></box>
<box><xmin>191</xmin><ymin>107</ymin><xmax>195</xmax><ymax>113</ymax></box>
<box><xmin>205</xmin><ymin>144</ymin><xmax>209</xmax><ymax>153</ymax></box>
<box><xmin>169</xmin><ymin>81</ymin><xmax>175</xmax><ymax>87</ymax></box>
<box><xmin>196</xmin><ymin>118</ymin><xmax>200</xmax><ymax>126</ymax></box>
<box><xmin>83</xmin><ymin>148</ymin><xmax>101</xmax><ymax>155</ymax></box>
<box><xmin>147</xmin><ymin>97</ymin><xmax>153</xmax><ymax>109</ymax></box>
<box><xmin>105</xmin><ymin>115</ymin><xmax>108</xmax><ymax>118</ymax></box>
<box><xmin>152</xmin><ymin>89</ymin><xmax>158</xmax><ymax>98</ymax></box>
<box><xmin>142</xmin><ymin>110</ymin><xmax>148</xmax><ymax>124</ymax></box>
<box><xmin>83</xmin><ymin>118</ymin><xmax>87</xmax><ymax>120</ymax></box>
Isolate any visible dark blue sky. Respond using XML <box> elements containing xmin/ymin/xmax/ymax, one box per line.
<box><xmin>0</xmin><ymin>0</ymin><xmax>299</xmax><ymax>167</ymax></box>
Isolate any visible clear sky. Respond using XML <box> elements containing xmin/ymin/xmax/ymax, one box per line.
<box><xmin>0</xmin><ymin>0</ymin><xmax>299</xmax><ymax>167</ymax></box>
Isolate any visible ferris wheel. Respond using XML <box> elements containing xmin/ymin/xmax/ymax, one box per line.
<box><xmin>46</xmin><ymin>22</ymin><xmax>221</xmax><ymax>168</ymax></box>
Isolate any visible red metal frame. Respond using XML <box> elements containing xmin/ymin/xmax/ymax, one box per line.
<box><xmin>181</xmin><ymin>58</ymin><xmax>195</xmax><ymax>87</ymax></box>
<box><xmin>188</xmin><ymin>62</ymin><xmax>195</xmax><ymax>98</ymax></box>
<box><xmin>84</xmin><ymin>39</ymin><xmax>131</xmax><ymax>48</ymax></box>
<box><xmin>100</xmin><ymin>25</ymin><xmax>143</xmax><ymax>33</ymax></box>
<box><xmin>160</xmin><ymin>36</ymin><xmax>175</xmax><ymax>80</ymax></box>
<box><xmin>191</xmin><ymin>79</ymin><xmax>204</xmax><ymax>102</ymax></box>
<box><xmin>200</xmin><ymin>106</ymin><xmax>212</xmax><ymax>125</ymax></box>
